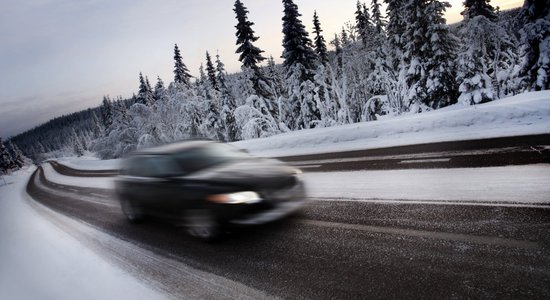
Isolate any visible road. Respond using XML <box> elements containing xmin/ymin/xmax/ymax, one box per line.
<box><xmin>27</xmin><ymin>153</ymin><xmax>550</xmax><ymax>299</ymax></box>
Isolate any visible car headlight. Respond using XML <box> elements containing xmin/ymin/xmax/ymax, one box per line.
<box><xmin>207</xmin><ymin>191</ymin><xmax>262</xmax><ymax>204</ymax></box>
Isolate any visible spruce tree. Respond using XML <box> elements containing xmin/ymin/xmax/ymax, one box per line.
<box><xmin>282</xmin><ymin>0</ymin><xmax>317</xmax><ymax>75</ymax></box>
<box><xmin>233</xmin><ymin>0</ymin><xmax>272</xmax><ymax>98</ymax></box>
<box><xmin>215</xmin><ymin>54</ymin><xmax>238</xmax><ymax>142</ymax></box>
<box><xmin>154</xmin><ymin>76</ymin><xmax>166</xmax><ymax>101</ymax></box>
<box><xmin>100</xmin><ymin>96</ymin><xmax>113</xmax><ymax>130</ymax></box>
<box><xmin>401</xmin><ymin>0</ymin><xmax>457</xmax><ymax>110</ymax></box>
<box><xmin>0</xmin><ymin>138</ymin><xmax>13</xmax><ymax>173</ymax></box>
<box><xmin>312</xmin><ymin>11</ymin><xmax>329</xmax><ymax>64</ymax></box>
<box><xmin>205</xmin><ymin>51</ymin><xmax>218</xmax><ymax>91</ymax></box>
<box><xmin>173</xmin><ymin>44</ymin><xmax>192</xmax><ymax>86</ymax></box>
<box><xmin>461</xmin><ymin>0</ymin><xmax>497</xmax><ymax>21</ymax></box>
<box><xmin>234</xmin><ymin>0</ymin><xmax>266</xmax><ymax>70</ymax></box>
<box><xmin>371</xmin><ymin>0</ymin><xmax>385</xmax><ymax>35</ymax></box>
<box><xmin>281</xmin><ymin>0</ymin><xmax>320</xmax><ymax>129</ymax></box>
<box><xmin>137</xmin><ymin>72</ymin><xmax>154</xmax><ymax>105</ymax></box>
<box><xmin>518</xmin><ymin>0</ymin><xmax>550</xmax><ymax>91</ymax></box>
<box><xmin>7</xmin><ymin>140</ymin><xmax>24</xmax><ymax>168</ymax></box>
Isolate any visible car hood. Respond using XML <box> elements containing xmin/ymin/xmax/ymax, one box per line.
<box><xmin>185</xmin><ymin>158</ymin><xmax>299</xmax><ymax>189</ymax></box>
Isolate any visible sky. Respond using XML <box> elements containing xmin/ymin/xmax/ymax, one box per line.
<box><xmin>0</xmin><ymin>0</ymin><xmax>523</xmax><ymax>139</ymax></box>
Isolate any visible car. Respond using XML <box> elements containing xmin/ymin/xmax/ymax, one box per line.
<box><xmin>115</xmin><ymin>140</ymin><xmax>305</xmax><ymax>241</ymax></box>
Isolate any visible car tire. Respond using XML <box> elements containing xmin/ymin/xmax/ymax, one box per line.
<box><xmin>121</xmin><ymin>198</ymin><xmax>144</xmax><ymax>223</ymax></box>
<box><xmin>185</xmin><ymin>210</ymin><xmax>220</xmax><ymax>242</ymax></box>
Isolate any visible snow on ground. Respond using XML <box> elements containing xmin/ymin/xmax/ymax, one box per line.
<box><xmin>0</xmin><ymin>168</ymin><xmax>166</xmax><ymax>300</ymax></box>
<box><xmin>44</xmin><ymin>161</ymin><xmax>550</xmax><ymax>205</ymax></box>
<box><xmin>235</xmin><ymin>91</ymin><xmax>550</xmax><ymax>157</ymax></box>
<box><xmin>304</xmin><ymin>165</ymin><xmax>550</xmax><ymax>204</ymax></box>
<box><xmin>56</xmin><ymin>156</ymin><xmax>120</xmax><ymax>171</ymax></box>
<box><xmin>42</xmin><ymin>163</ymin><xmax>114</xmax><ymax>189</ymax></box>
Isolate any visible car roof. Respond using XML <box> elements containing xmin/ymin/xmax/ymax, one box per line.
<box><xmin>132</xmin><ymin>140</ymin><xmax>213</xmax><ymax>155</ymax></box>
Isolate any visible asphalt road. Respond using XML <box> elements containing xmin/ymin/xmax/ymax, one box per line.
<box><xmin>279</xmin><ymin>134</ymin><xmax>550</xmax><ymax>171</ymax></box>
<box><xmin>27</xmin><ymin>164</ymin><xmax>550</xmax><ymax>299</ymax></box>
<box><xmin>51</xmin><ymin>134</ymin><xmax>550</xmax><ymax>174</ymax></box>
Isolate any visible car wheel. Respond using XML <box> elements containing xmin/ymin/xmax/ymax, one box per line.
<box><xmin>121</xmin><ymin>198</ymin><xmax>144</xmax><ymax>223</ymax></box>
<box><xmin>185</xmin><ymin>210</ymin><xmax>220</xmax><ymax>242</ymax></box>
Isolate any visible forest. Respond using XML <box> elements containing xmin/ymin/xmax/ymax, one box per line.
<box><xmin>2</xmin><ymin>0</ymin><xmax>549</xmax><ymax>167</ymax></box>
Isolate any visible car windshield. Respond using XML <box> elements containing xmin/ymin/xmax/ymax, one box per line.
<box><xmin>172</xmin><ymin>143</ymin><xmax>250</xmax><ymax>174</ymax></box>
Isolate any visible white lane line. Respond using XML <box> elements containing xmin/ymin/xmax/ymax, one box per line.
<box><xmin>286</xmin><ymin>147</ymin><xmax>522</xmax><ymax>166</ymax></box>
<box><xmin>307</xmin><ymin>197</ymin><xmax>550</xmax><ymax>209</ymax></box>
<box><xmin>398</xmin><ymin>158</ymin><xmax>451</xmax><ymax>164</ymax></box>
<box><xmin>299</xmin><ymin>219</ymin><xmax>539</xmax><ymax>249</ymax></box>
<box><xmin>293</xmin><ymin>164</ymin><xmax>322</xmax><ymax>169</ymax></box>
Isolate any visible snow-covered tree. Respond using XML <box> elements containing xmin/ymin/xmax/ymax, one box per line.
<box><xmin>371</xmin><ymin>0</ymin><xmax>386</xmax><ymax>35</ymax></box>
<box><xmin>216</xmin><ymin>54</ymin><xmax>239</xmax><ymax>141</ymax></box>
<box><xmin>233</xmin><ymin>0</ymin><xmax>272</xmax><ymax>98</ymax></box>
<box><xmin>7</xmin><ymin>140</ymin><xmax>25</xmax><ymax>168</ymax></box>
<box><xmin>0</xmin><ymin>138</ymin><xmax>14</xmax><ymax>173</ymax></box>
<box><xmin>137</xmin><ymin>72</ymin><xmax>154</xmax><ymax>106</ymax></box>
<box><xmin>100</xmin><ymin>96</ymin><xmax>113</xmax><ymax>131</ymax></box>
<box><xmin>312</xmin><ymin>11</ymin><xmax>329</xmax><ymax>65</ymax></box>
<box><xmin>281</xmin><ymin>0</ymin><xmax>320</xmax><ymax>129</ymax></box>
<box><xmin>399</xmin><ymin>0</ymin><xmax>457</xmax><ymax>111</ymax></box>
<box><xmin>173</xmin><ymin>44</ymin><xmax>192</xmax><ymax>86</ymax></box>
<box><xmin>461</xmin><ymin>0</ymin><xmax>497</xmax><ymax>21</ymax></box>
<box><xmin>154</xmin><ymin>76</ymin><xmax>167</xmax><ymax>102</ymax></box>
<box><xmin>518</xmin><ymin>0</ymin><xmax>550</xmax><ymax>91</ymax></box>
<box><xmin>205</xmin><ymin>51</ymin><xmax>218</xmax><ymax>91</ymax></box>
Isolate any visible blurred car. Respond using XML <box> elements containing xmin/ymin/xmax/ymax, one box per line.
<box><xmin>115</xmin><ymin>140</ymin><xmax>305</xmax><ymax>240</ymax></box>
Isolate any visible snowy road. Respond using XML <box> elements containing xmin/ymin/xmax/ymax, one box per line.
<box><xmin>24</xmin><ymin>161</ymin><xmax>550</xmax><ymax>298</ymax></box>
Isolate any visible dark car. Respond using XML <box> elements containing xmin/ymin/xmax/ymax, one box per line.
<box><xmin>115</xmin><ymin>140</ymin><xmax>305</xmax><ymax>240</ymax></box>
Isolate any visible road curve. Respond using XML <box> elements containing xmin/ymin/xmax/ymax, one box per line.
<box><xmin>26</xmin><ymin>164</ymin><xmax>550</xmax><ymax>299</ymax></box>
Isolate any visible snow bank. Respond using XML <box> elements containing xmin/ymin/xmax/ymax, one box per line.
<box><xmin>304</xmin><ymin>165</ymin><xmax>550</xmax><ymax>204</ymax></box>
<box><xmin>235</xmin><ymin>91</ymin><xmax>550</xmax><ymax>157</ymax></box>
<box><xmin>0</xmin><ymin>168</ymin><xmax>165</xmax><ymax>300</ymax></box>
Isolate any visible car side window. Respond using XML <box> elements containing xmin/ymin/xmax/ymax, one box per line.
<box><xmin>128</xmin><ymin>156</ymin><xmax>180</xmax><ymax>178</ymax></box>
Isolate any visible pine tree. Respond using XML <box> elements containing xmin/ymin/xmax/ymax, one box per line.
<box><xmin>137</xmin><ymin>72</ymin><xmax>154</xmax><ymax>105</ymax></box>
<box><xmin>154</xmin><ymin>76</ymin><xmax>166</xmax><ymax>102</ymax></box>
<box><xmin>371</xmin><ymin>0</ymin><xmax>385</xmax><ymax>35</ymax></box>
<box><xmin>282</xmin><ymin>0</ymin><xmax>318</xmax><ymax>75</ymax></box>
<box><xmin>423</xmin><ymin>0</ymin><xmax>458</xmax><ymax>108</ymax></box>
<box><xmin>0</xmin><ymin>138</ymin><xmax>14</xmax><ymax>173</ymax></box>
<box><xmin>462</xmin><ymin>0</ymin><xmax>497</xmax><ymax>21</ymax></box>
<box><xmin>205</xmin><ymin>51</ymin><xmax>218</xmax><ymax>91</ymax></box>
<box><xmin>518</xmin><ymin>0</ymin><xmax>550</xmax><ymax>91</ymax></box>
<box><xmin>7</xmin><ymin>140</ymin><xmax>24</xmax><ymax>168</ymax></box>
<box><xmin>215</xmin><ymin>54</ymin><xmax>239</xmax><ymax>141</ymax></box>
<box><xmin>281</xmin><ymin>0</ymin><xmax>320</xmax><ymax>129</ymax></box>
<box><xmin>234</xmin><ymin>0</ymin><xmax>266</xmax><ymax>70</ymax></box>
<box><xmin>312</xmin><ymin>11</ymin><xmax>329</xmax><ymax>65</ymax></box>
<box><xmin>398</xmin><ymin>0</ymin><xmax>458</xmax><ymax>110</ymax></box>
<box><xmin>233</xmin><ymin>0</ymin><xmax>272</xmax><ymax>98</ymax></box>
<box><xmin>100</xmin><ymin>96</ymin><xmax>113</xmax><ymax>130</ymax></box>
<box><xmin>173</xmin><ymin>44</ymin><xmax>192</xmax><ymax>86</ymax></box>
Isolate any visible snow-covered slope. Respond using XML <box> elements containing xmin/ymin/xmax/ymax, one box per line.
<box><xmin>0</xmin><ymin>168</ymin><xmax>165</xmax><ymax>300</ymax></box>
<box><xmin>235</xmin><ymin>91</ymin><xmax>550</xmax><ymax>157</ymax></box>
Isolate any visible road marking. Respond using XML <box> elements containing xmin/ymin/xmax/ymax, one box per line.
<box><xmin>299</xmin><ymin>219</ymin><xmax>539</xmax><ymax>249</ymax></box>
<box><xmin>398</xmin><ymin>158</ymin><xmax>451</xmax><ymax>164</ymax></box>
<box><xmin>293</xmin><ymin>164</ymin><xmax>322</xmax><ymax>169</ymax></box>
<box><xmin>286</xmin><ymin>147</ymin><xmax>523</xmax><ymax>166</ymax></box>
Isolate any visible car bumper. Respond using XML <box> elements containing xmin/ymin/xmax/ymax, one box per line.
<box><xmin>222</xmin><ymin>181</ymin><xmax>306</xmax><ymax>226</ymax></box>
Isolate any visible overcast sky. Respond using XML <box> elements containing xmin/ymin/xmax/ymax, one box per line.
<box><xmin>0</xmin><ymin>0</ymin><xmax>523</xmax><ymax>139</ymax></box>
